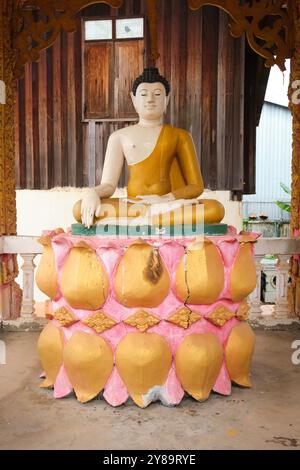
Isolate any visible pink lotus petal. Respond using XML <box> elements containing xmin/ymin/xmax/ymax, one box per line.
<box><xmin>165</xmin><ymin>367</ymin><xmax>184</xmax><ymax>405</ymax></box>
<box><xmin>54</xmin><ymin>365</ymin><xmax>73</xmax><ymax>399</ymax></box>
<box><xmin>103</xmin><ymin>368</ymin><xmax>129</xmax><ymax>407</ymax></box>
<box><xmin>213</xmin><ymin>362</ymin><xmax>231</xmax><ymax>396</ymax></box>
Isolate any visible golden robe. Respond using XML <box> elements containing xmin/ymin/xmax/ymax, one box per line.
<box><xmin>74</xmin><ymin>125</ymin><xmax>225</xmax><ymax>225</ymax></box>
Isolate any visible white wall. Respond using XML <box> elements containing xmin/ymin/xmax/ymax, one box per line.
<box><xmin>17</xmin><ymin>187</ymin><xmax>89</xmax><ymax>235</ymax></box>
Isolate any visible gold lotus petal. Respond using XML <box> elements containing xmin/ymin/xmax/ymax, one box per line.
<box><xmin>175</xmin><ymin>333</ymin><xmax>223</xmax><ymax>401</ymax></box>
<box><xmin>53</xmin><ymin>307</ymin><xmax>78</xmax><ymax>327</ymax></box>
<box><xmin>114</xmin><ymin>243</ymin><xmax>170</xmax><ymax>308</ymax></box>
<box><xmin>82</xmin><ymin>311</ymin><xmax>117</xmax><ymax>334</ymax></box>
<box><xmin>116</xmin><ymin>333</ymin><xmax>172</xmax><ymax>403</ymax></box>
<box><xmin>37</xmin><ymin>323</ymin><xmax>63</xmax><ymax>388</ymax></box>
<box><xmin>130</xmin><ymin>393</ymin><xmax>146</xmax><ymax>408</ymax></box>
<box><xmin>36</xmin><ymin>240</ymin><xmax>58</xmax><ymax>300</ymax></box>
<box><xmin>239</xmin><ymin>234</ymin><xmax>257</xmax><ymax>243</ymax></box>
<box><xmin>63</xmin><ymin>332</ymin><xmax>114</xmax><ymax>403</ymax></box>
<box><xmin>124</xmin><ymin>310</ymin><xmax>160</xmax><ymax>332</ymax></box>
<box><xmin>167</xmin><ymin>307</ymin><xmax>201</xmax><ymax>329</ymax></box>
<box><xmin>225</xmin><ymin>323</ymin><xmax>255</xmax><ymax>387</ymax></box>
<box><xmin>230</xmin><ymin>243</ymin><xmax>257</xmax><ymax>302</ymax></box>
<box><xmin>175</xmin><ymin>240</ymin><xmax>224</xmax><ymax>305</ymax></box>
<box><xmin>207</xmin><ymin>305</ymin><xmax>235</xmax><ymax>327</ymax></box>
<box><xmin>61</xmin><ymin>246</ymin><xmax>109</xmax><ymax>310</ymax></box>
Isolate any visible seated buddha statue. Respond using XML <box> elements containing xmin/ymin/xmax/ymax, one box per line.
<box><xmin>73</xmin><ymin>68</ymin><xmax>225</xmax><ymax>228</ymax></box>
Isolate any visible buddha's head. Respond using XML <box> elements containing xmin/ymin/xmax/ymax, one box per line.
<box><xmin>131</xmin><ymin>68</ymin><xmax>171</xmax><ymax>121</ymax></box>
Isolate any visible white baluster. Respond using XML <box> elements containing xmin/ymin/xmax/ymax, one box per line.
<box><xmin>20</xmin><ymin>253</ymin><xmax>36</xmax><ymax>318</ymax></box>
<box><xmin>274</xmin><ymin>254</ymin><xmax>291</xmax><ymax>319</ymax></box>
<box><xmin>249</xmin><ymin>255</ymin><xmax>264</xmax><ymax>320</ymax></box>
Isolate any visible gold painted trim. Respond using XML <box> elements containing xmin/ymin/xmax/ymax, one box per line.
<box><xmin>82</xmin><ymin>310</ymin><xmax>117</xmax><ymax>333</ymax></box>
<box><xmin>53</xmin><ymin>306</ymin><xmax>79</xmax><ymax>327</ymax></box>
<box><xmin>167</xmin><ymin>307</ymin><xmax>201</xmax><ymax>329</ymax></box>
<box><xmin>236</xmin><ymin>302</ymin><xmax>250</xmax><ymax>322</ymax></box>
<box><xmin>0</xmin><ymin>0</ymin><xmax>17</xmax><ymax>235</ymax></box>
<box><xmin>188</xmin><ymin>0</ymin><xmax>291</xmax><ymax>71</ymax></box>
<box><xmin>124</xmin><ymin>309</ymin><xmax>160</xmax><ymax>332</ymax></box>
<box><xmin>289</xmin><ymin>0</ymin><xmax>300</xmax><ymax>234</ymax></box>
<box><xmin>206</xmin><ymin>305</ymin><xmax>235</xmax><ymax>327</ymax></box>
<box><xmin>14</xmin><ymin>0</ymin><xmax>124</xmax><ymax>77</ymax></box>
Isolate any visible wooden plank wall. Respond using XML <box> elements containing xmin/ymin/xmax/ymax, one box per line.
<box><xmin>156</xmin><ymin>1</ymin><xmax>245</xmax><ymax>191</ymax></box>
<box><xmin>16</xmin><ymin>28</ymin><xmax>84</xmax><ymax>189</ymax></box>
<box><xmin>15</xmin><ymin>0</ymin><xmax>247</xmax><ymax>192</ymax></box>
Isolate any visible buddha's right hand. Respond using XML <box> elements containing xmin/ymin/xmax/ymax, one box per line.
<box><xmin>81</xmin><ymin>189</ymin><xmax>102</xmax><ymax>228</ymax></box>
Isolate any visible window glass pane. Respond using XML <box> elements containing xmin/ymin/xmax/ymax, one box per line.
<box><xmin>85</xmin><ymin>20</ymin><xmax>113</xmax><ymax>40</ymax></box>
<box><xmin>116</xmin><ymin>18</ymin><xmax>144</xmax><ymax>39</ymax></box>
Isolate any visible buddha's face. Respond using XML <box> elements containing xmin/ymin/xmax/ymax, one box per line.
<box><xmin>131</xmin><ymin>82</ymin><xmax>170</xmax><ymax>121</ymax></box>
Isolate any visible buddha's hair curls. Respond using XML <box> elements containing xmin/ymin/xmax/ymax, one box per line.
<box><xmin>132</xmin><ymin>67</ymin><xmax>170</xmax><ymax>96</ymax></box>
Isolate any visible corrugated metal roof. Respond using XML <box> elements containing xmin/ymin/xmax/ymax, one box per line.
<box><xmin>243</xmin><ymin>101</ymin><xmax>292</xmax><ymax>221</ymax></box>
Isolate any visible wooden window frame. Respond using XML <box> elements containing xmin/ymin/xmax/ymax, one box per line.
<box><xmin>82</xmin><ymin>15</ymin><xmax>145</xmax><ymax>121</ymax></box>
<box><xmin>83</xmin><ymin>15</ymin><xmax>145</xmax><ymax>43</ymax></box>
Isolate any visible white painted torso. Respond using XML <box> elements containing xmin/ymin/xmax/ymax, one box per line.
<box><xmin>116</xmin><ymin>124</ymin><xmax>163</xmax><ymax>165</ymax></box>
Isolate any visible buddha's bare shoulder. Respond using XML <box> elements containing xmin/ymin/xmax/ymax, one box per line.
<box><xmin>110</xmin><ymin>125</ymin><xmax>139</xmax><ymax>137</ymax></box>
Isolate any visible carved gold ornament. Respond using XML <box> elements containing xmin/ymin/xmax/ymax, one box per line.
<box><xmin>14</xmin><ymin>1</ymin><xmax>124</xmax><ymax>77</ymax></box>
<box><xmin>289</xmin><ymin>1</ymin><xmax>300</xmax><ymax>235</ymax></box>
<box><xmin>167</xmin><ymin>307</ymin><xmax>201</xmax><ymax>329</ymax></box>
<box><xmin>0</xmin><ymin>0</ymin><xmax>17</xmax><ymax>235</ymax></box>
<box><xmin>188</xmin><ymin>0</ymin><xmax>291</xmax><ymax>71</ymax></box>
<box><xmin>206</xmin><ymin>305</ymin><xmax>235</xmax><ymax>327</ymax></box>
<box><xmin>82</xmin><ymin>311</ymin><xmax>117</xmax><ymax>334</ymax></box>
<box><xmin>236</xmin><ymin>302</ymin><xmax>250</xmax><ymax>321</ymax></box>
<box><xmin>14</xmin><ymin>0</ymin><xmax>292</xmax><ymax>77</ymax></box>
<box><xmin>53</xmin><ymin>306</ymin><xmax>79</xmax><ymax>327</ymax></box>
<box><xmin>124</xmin><ymin>310</ymin><xmax>160</xmax><ymax>332</ymax></box>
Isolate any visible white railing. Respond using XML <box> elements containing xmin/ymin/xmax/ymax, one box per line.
<box><xmin>249</xmin><ymin>238</ymin><xmax>300</xmax><ymax>323</ymax></box>
<box><xmin>0</xmin><ymin>236</ymin><xmax>42</xmax><ymax>326</ymax></box>
<box><xmin>1</xmin><ymin>236</ymin><xmax>300</xmax><ymax>326</ymax></box>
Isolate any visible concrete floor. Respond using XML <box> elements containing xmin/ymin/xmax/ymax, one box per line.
<box><xmin>0</xmin><ymin>329</ymin><xmax>300</xmax><ymax>450</ymax></box>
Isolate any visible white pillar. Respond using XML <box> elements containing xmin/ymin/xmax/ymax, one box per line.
<box><xmin>20</xmin><ymin>253</ymin><xmax>36</xmax><ymax>318</ymax></box>
<box><xmin>274</xmin><ymin>254</ymin><xmax>291</xmax><ymax>319</ymax></box>
<box><xmin>249</xmin><ymin>255</ymin><xmax>264</xmax><ymax>320</ymax></box>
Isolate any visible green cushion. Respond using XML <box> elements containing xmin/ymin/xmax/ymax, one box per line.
<box><xmin>71</xmin><ymin>223</ymin><xmax>228</xmax><ymax>237</ymax></box>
